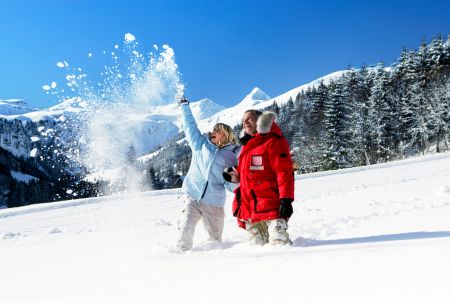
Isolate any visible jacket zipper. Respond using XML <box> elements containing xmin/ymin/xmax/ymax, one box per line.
<box><xmin>201</xmin><ymin>181</ymin><xmax>209</xmax><ymax>199</ymax></box>
<box><xmin>251</xmin><ymin>190</ymin><xmax>258</xmax><ymax>212</ymax></box>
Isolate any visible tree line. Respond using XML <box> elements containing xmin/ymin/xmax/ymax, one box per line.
<box><xmin>269</xmin><ymin>35</ymin><xmax>450</xmax><ymax>173</ymax></box>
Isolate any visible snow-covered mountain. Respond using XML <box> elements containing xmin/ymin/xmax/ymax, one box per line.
<box><xmin>0</xmin><ymin>99</ymin><xmax>41</xmax><ymax>116</ymax></box>
<box><xmin>197</xmin><ymin>70</ymin><xmax>346</xmax><ymax>132</ymax></box>
<box><xmin>0</xmin><ymin>95</ymin><xmax>225</xmax><ymax>157</ymax></box>
<box><xmin>190</xmin><ymin>98</ymin><xmax>226</xmax><ymax>120</ymax></box>
<box><xmin>1</xmin><ymin>151</ymin><xmax>449</xmax><ymax>302</ymax></box>
<box><xmin>197</xmin><ymin>87</ymin><xmax>271</xmax><ymax>131</ymax></box>
<box><xmin>1</xmin><ymin>69</ymin><xmax>345</xmax><ymax>162</ymax></box>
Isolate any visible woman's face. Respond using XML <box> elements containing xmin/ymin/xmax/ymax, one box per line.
<box><xmin>209</xmin><ymin>126</ymin><xmax>225</xmax><ymax>145</ymax></box>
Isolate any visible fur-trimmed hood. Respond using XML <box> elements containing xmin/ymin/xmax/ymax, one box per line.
<box><xmin>239</xmin><ymin>111</ymin><xmax>282</xmax><ymax>141</ymax></box>
<box><xmin>257</xmin><ymin>111</ymin><xmax>277</xmax><ymax>134</ymax></box>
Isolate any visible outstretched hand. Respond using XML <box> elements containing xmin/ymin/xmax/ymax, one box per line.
<box><xmin>178</xmin><ymin>96</ymin><xmax>189</xmax><ymax>105</ymax></box>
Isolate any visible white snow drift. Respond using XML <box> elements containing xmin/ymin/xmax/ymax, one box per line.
<box><xmin>1</xmin><ymin>152</ymin><xmax>450</xmax><ymax>303</ymax></box>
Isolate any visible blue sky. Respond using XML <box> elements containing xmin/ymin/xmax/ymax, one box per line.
<box><xmin>0</xmin><ymin>0</ymin><xmax>449</xmax><ymax>108</ymax></box>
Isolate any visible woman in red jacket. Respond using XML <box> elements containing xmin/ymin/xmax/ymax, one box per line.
<box><xmin>231</xmin><ymin>110</ymin><xmax>295</xmax><ymax>245</ymax></box>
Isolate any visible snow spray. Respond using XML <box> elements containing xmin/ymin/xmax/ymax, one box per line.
<box><xmin>43</xmin><ymin>33</ymin><xmax>185</xmax><ymax>194</ymax></box>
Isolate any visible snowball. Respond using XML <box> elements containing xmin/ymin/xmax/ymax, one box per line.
<box><xmin>51</xmin><ymin>82</ymin><xmax>57</xmax><ymax>89</ymax></box>
<box><xmin>88</xmin><ymin>53</ymin><xmax>93</xmax><ymax>57</ymax></box>
<box><xmin>30</xmin><ymin>136</ymin><xmax>40</xmax><ymax>142</ymax></box>
<box><xmin>42</xmin><ymin>85</ymin><xmax>51</xmax><ymax>91</ymax></box>
<box><xmin>30</xmin><ymin>148</ymin><xmax>37</xmax><ymax>157</ymax></box>
<box><xmin>66</xmin><ymin>189</ymin><xmax>73</xmax><ymax>194</ymax></box>
<box><xmin>56</xmin><ymin>62</ymin><xmax>65</xmax><ymax>68</ymax></box>
<box><xmin>125</xmin><ymin>33</ymin><xmax>135</xmax><ymax>42</ymax></box>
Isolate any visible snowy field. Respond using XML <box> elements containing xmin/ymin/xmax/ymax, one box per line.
<box><xmin>1</xmin><ymin>153</ymin><xmax>450</xmax><ymax>303</ymax></box>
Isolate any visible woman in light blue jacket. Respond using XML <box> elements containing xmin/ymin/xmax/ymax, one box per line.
<box><xmin>176</xmin><ymin>97</ymin><xmax>239</xmax><ymax>251</ymax></box>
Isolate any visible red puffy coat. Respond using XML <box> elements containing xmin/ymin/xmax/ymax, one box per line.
<box><xmin>233</xmin><ymin>113</ymin><xmax>295</xmax><ymax>229</ymax></box>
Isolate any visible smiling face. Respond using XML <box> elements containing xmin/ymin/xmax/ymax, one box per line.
<box><xmin>242</xmin><ymin>111</ymin><xmax>258</xmax><ymax>135</ymax></box>
<box><xmin>209</xmin><ymin>125</ymin><xmax>225</xmax><ymax>146</ymax></box>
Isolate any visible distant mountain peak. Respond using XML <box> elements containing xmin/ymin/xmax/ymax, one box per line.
<box><xmin>48</xmin><ymin>97</ymin><xmax>89</xmax><ymax>111</ymax></box>
<box><xmin>190</xmin><ymin>98</ymin><xmax>225</xmax><ymax>120</ymax></box>
<box><xmin>246</xmin><ymin>87</ymin><xmax>270</xmax><ymax>101</ymax></box>
<box><xmin>1</xmin><ymin>98</ymin><xmax>26</xmax><ymax>105</ymax></box>
<box><xmin>235</xmin><ymin>87</ymin><xmax>270</xmax><ymax>109</ymax></box>
<box><xmin>0</xmin><ymin>99</ymin><xmax>41</xmax><ymax>115</ymax></box>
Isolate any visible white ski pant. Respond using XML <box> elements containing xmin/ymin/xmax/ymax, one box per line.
<box><xmin>245</xmin><ymin>219</ymin><xmax>291</xmax><ymax>245</ymax></box>
<box><xmin>177</xmin><ymin>196</ymin><xmax>225</xmax><ymax>250</ymax></box>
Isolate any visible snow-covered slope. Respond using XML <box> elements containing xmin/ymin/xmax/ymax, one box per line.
<box><xmin>1</xmin><ymin>152</ymin><xmax>450</xmax><ymax>302</ymax></box>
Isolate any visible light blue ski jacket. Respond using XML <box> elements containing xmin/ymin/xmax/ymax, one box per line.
<box><xmin>180</xmin><ymin>103</ymin><xmax>238</xmax><ymax>207</ymax></box>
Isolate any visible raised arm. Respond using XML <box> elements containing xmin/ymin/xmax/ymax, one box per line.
<box><xmin>179</xmin><ymin>102</ymin><xmax>206</xmax><ymax>150</ymax></box>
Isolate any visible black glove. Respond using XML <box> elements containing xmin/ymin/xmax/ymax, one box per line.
<box><xmin>178</xmin><ymin>96</ymin><xmax>189</xmax><ymax>105</ymax></box>
<box><xmin>223</xmin><ymin>166</ymin><xmax>238</xmax><ymax>183</ymax></box>
<box><xmin>223</xmin><ymin>168</ymin><xmax>232</xmax><ymax>182</ymax></box>
<box><xmin>279</xmin><ymin>198</ymin><xmax>293</xmax><ymax>219</ymax></box>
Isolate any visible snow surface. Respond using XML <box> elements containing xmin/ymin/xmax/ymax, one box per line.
<box><xmin>1</xmin><ymin>152</ymin><xmax>450</xmax><ymax>302</ymax></box>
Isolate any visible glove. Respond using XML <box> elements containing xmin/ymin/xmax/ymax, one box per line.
<box><xmin>178</xmin><ymin>96</ymin><xmax>189</xmax><ymax>105</ymax></box>
<box><xmin>279</xmin><ymin>198</ymin><xmax>293</xmax><ymax>219</ymax></box>
<box><xmin>223</xmin><ymin>166</ymin><xmax>239</xmax><ymax>183</ymax></box>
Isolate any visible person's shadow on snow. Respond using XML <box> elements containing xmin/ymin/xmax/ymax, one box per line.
<box><xmin>294</xmin><ymin>231</ymin><xmax>450</xmax><ymax>247</ymax></box>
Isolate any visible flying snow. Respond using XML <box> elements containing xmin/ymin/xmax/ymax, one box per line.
<box><xmin>124</xmin><ymin>33</ymin><xmax>135</xmax><ymax>42</ymax></box>
<box><xmin>44</xmin><ymin>33</ymin><xmax>185</xmax><ymax>194</ymax></box>
<box><xmin>30</xmin><ymin>148</ymin><xmax>37</xmax><ymax>157</ymax></box>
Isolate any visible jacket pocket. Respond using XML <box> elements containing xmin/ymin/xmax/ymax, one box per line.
<box><xmin>250</xmin><ymin>183</ymin><xmax>279</xmax><ymax>214</ymax></box>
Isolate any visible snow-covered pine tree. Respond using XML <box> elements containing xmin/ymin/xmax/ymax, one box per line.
<box><xmin>323</xmin><ymin>79</ymin><xmax>355</xmax><ymax>170</ymax></box>
<box><xmin>367</xmin><ymin>62</ymin><xmax>397</xmax><ymax>162</ymax></box>
<box><xmin>423</xmin><ymin>36</ymin><xmax>450</xmax><ymax>152</ymax></box>
<box><xmin>405</xmin><ymin>42</ymin><xmax>434</xmax><ymax>154</ymax></box>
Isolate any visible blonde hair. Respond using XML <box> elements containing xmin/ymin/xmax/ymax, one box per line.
<box><xmin>213</xmin><ymin>123</ymin><xmax>238</xmax><ymax>147</ymax></box>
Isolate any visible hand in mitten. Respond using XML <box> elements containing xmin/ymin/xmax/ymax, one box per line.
<box><xmin>279</xmin><ymin>198</ymin><xmax>293</xmax><ymax>219</ymax></box>
<box><xmin>223</xmin><ymin>166</ymin><xmax>239</xmax><ymax>183</ymax></box>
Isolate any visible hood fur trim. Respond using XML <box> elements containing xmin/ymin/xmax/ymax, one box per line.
<box><xmin>257</xmin><ymin>111</ymin><xmax>277</xmax><ymax>134</ymax></box>
<box><xmin>239</xmin><ymin>128</ymin><xmax>247</xmax><ymax>138</ymax></box>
